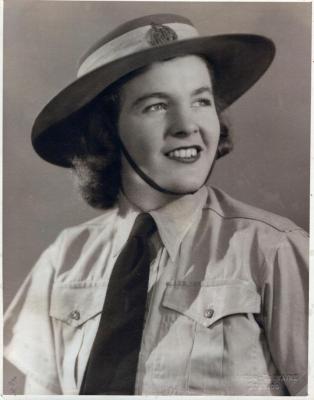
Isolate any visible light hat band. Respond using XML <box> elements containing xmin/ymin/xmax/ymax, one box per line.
<box><xmin>78</xmin><ymin>23</ymin><xmax>199</xmax><ymax>78</ymax></box>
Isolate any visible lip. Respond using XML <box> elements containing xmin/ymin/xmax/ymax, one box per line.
<box><xmin>164</xmin><ymin>145</ymin><xmax>202</xmax><ymax>163</ymax></box>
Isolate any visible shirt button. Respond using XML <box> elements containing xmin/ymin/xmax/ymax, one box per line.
<box><xmin>70</xmin><ymin>310</ymin><xmax>80</xmax><ymax>320</ymax></box>
<box><xmin>204</xmin><ymin>308</ymin><xmax>214</xmax><ymax>319</ymax></box>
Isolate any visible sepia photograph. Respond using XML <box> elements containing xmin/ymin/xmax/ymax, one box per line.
<box><xmin>3</xmin><ymin>1</ymin><xmax>311</xmax><ymax>396</ymax></box>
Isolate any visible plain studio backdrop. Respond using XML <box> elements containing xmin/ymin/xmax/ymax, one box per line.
<box><xmin>3</xmin><ymin>1</ymin><xmax>311</xmax><ymax>395</ymax></box>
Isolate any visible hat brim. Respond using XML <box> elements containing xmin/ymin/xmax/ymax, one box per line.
<box><xmin>32</xmin><ymin>34</ymin><xmax>275</xmax><ymax>167</ymax></box>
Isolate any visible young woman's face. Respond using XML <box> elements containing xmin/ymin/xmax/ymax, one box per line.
<box><xmin>118</xmin><ymin>55</ymin><xmax>220</xmax><ymax>194</ymax></box>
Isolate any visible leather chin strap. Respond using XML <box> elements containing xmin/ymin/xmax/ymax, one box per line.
<box><xmin>119</xmin><ymin>138</ymin><xmax>216</xmax><ymax>196</ymax></box>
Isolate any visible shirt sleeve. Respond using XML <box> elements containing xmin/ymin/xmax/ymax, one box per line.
<box><xmin>24</xmin><ymin>376</ymin><xmax>60</xmax><ymax>394</ymax></box>
<box><xmin>262</xmin><ymin>228</ymin><xmax>309</xmax><ymax>395</ymax></box>
<box><xmin>4</xmin><ymin>240</ymin><xmax>63</xmax><ymax>394</ymax></box>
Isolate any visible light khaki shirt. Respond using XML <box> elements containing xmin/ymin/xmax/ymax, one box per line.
<box><xmin>4</xmin><ymin>186</ymin><xmax>308</xmax><ymax>395</ymax></box>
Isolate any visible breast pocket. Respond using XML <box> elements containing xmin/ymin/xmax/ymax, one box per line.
<box><xmin>49</xmin><ymin>283</ymin><xmax>107</xmax><ymax>394</ymax></box>
<box><xmin>162</xmin><ymin>279</ymin><xmax>261</xmax><ymax>395</ymax></box>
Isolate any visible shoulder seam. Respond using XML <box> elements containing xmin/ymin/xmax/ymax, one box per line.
<box><xmin>203</xmin><ymin>206</ymin><xmax>301</xmax><ymax>233</ymax></box>
<box><xmin>62</xmin><ymin>209</ymin><xmax>118</xmax><ymax>231</ymax></box>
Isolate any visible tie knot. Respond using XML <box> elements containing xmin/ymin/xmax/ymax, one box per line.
<box><xmin>130</xmin><ymin>213</ymin><xmax>156</xmax><ymax>238</ymax></box>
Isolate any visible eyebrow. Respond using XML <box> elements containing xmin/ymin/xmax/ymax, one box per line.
<box><xmin>192</xmin><ymin>86</ymin><xmax>213</xmax><ymax>96</ymax></box>
<box><xmin>131</xmin><ymin>92</ymin><xmax>169</xmax><ymax>109</ymax></box>
<box><xmin>130</xmin><ymin>85</ymin><xmax>213</xmax><ymax>109</ymax></box>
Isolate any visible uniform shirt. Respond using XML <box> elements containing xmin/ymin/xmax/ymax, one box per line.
<box><xmin>4</xmin><ymin>185</ymin><xmax>308</xmax><ymax>395</ymax></box>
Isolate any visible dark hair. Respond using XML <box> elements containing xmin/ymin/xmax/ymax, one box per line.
<box><xmin>71</xmin><ymin>58</ymin><xmax>233</xmax><ymax>209</ymax></box>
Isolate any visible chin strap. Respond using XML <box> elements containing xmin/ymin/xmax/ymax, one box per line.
<box><xmin>118</xmin><ymin>137</ymin><xmax>216</xmax><ymax>196</ymax></box>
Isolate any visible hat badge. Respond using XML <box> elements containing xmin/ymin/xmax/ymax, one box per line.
<box><xmin>146</xmin><ymin>23</ymin><xmax>178</xmax><ymax>46</ymax></box>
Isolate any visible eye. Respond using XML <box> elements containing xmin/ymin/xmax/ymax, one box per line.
<box><xmin>143</xmin><ymin>102</ymin><xmax>168</xmax><ymax>113</ymax></box>
<box><xmin>192</xmin><ymin>98</ymin><xmax>212</xmax><ymax>107</ymax></box>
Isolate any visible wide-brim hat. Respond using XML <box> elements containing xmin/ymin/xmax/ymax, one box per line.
<box><xmin>32</xmin><ymin>13</ymin><xmax>275</xmax><ymax>167</ymax></box>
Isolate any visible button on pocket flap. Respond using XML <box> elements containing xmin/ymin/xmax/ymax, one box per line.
<box><xmin>163</xmin><ymin>280</ymin><xmax>261</xmax><ymax>328</ymax></box>
<box><xmin>50</xmin><ymin>283</ymin><xmax>107</xmax><ymax>327</ymax></box>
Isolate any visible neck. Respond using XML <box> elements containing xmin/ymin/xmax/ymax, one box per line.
<box><xmin>121</xmin><ymin>168</ymin><xmax>182</xmax><ymax>211</ymax></box>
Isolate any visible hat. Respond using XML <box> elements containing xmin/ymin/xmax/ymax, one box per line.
<box><xmin>32</xmin><ymin>13</ymin><xmax>275</xmax><ymax>167</ymax></box>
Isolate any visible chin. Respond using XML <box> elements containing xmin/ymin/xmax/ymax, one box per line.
<box><xmin>163</xmin><ymin>179</ymin><xmax>205</xmax><ymax>194</ymax></box>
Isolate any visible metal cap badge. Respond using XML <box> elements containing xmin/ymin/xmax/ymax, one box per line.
<box><xmin>146</xmin><ymin>24</ymin><xmax>178</xmax><ymax>46</ymax></box>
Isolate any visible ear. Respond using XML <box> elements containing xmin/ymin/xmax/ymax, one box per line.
<box><xmin>216</xmin><ymin>121</ymin><xmax>233</xmax><ymax>159</ymax></box>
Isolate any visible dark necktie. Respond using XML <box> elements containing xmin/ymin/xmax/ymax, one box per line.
<box><xmin>80</xmin><ymin>213</ymin><xmax>157</xmax><ymax>395</ymax></box>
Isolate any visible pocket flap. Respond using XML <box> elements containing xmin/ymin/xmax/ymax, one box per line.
<box><xmin>162</xmin><ymin>279</ymin><xmax>261</xmax><ymax>328</ymax></box>
<box><xmin>50</xmin><ymin>282</ymin><xmax>108</xmax><ymax>327</ymax></box>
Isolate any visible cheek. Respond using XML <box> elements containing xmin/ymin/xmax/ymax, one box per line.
<box><xmin>202</xmin><ymin>113</ymin><xmax>221</xmax><ymax>146</ymax></box>
<box><xmin>118</xmin><ymin>118</ymin><xmax>158</xmax><ymax>160</ymax></box>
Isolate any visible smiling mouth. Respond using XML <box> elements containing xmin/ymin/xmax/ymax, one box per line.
<box><xmin>165</xmin><ymin>145</ymin><xmax>202</xmax><ymax>162</ymax></box>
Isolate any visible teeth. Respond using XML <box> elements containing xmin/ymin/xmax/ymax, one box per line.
<box><xmin>167</xmin><ymin>147</ymin><xmax>199</xmax><ymax>159</ymax></box>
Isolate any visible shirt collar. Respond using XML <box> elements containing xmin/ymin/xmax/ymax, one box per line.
<box><xmin>113</xmin><ymin>186</ymin><xmax>208</xmax><ymax>261</ymax></box>
<box><xmin>150</xmin><ymin>186</ymin><xmax>208</xmax><ymax>261</ymax></box>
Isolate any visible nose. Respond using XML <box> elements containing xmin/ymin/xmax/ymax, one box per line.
<box><xmin>167</xmin><ymin>107</ymin><xmax>199</xmax><ymax>138</ymax></box>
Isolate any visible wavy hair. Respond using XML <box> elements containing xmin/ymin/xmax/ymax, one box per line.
<box><xmin>70</xmin><ymin>59</ymin><xmax>233</xmax><ymax>209</ymax></box>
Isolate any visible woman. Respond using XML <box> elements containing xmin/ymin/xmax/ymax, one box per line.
<box><xmin>4</xmin><ymin>12</ymin><xmax>308</xmax><ymax>396</ymax></box>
